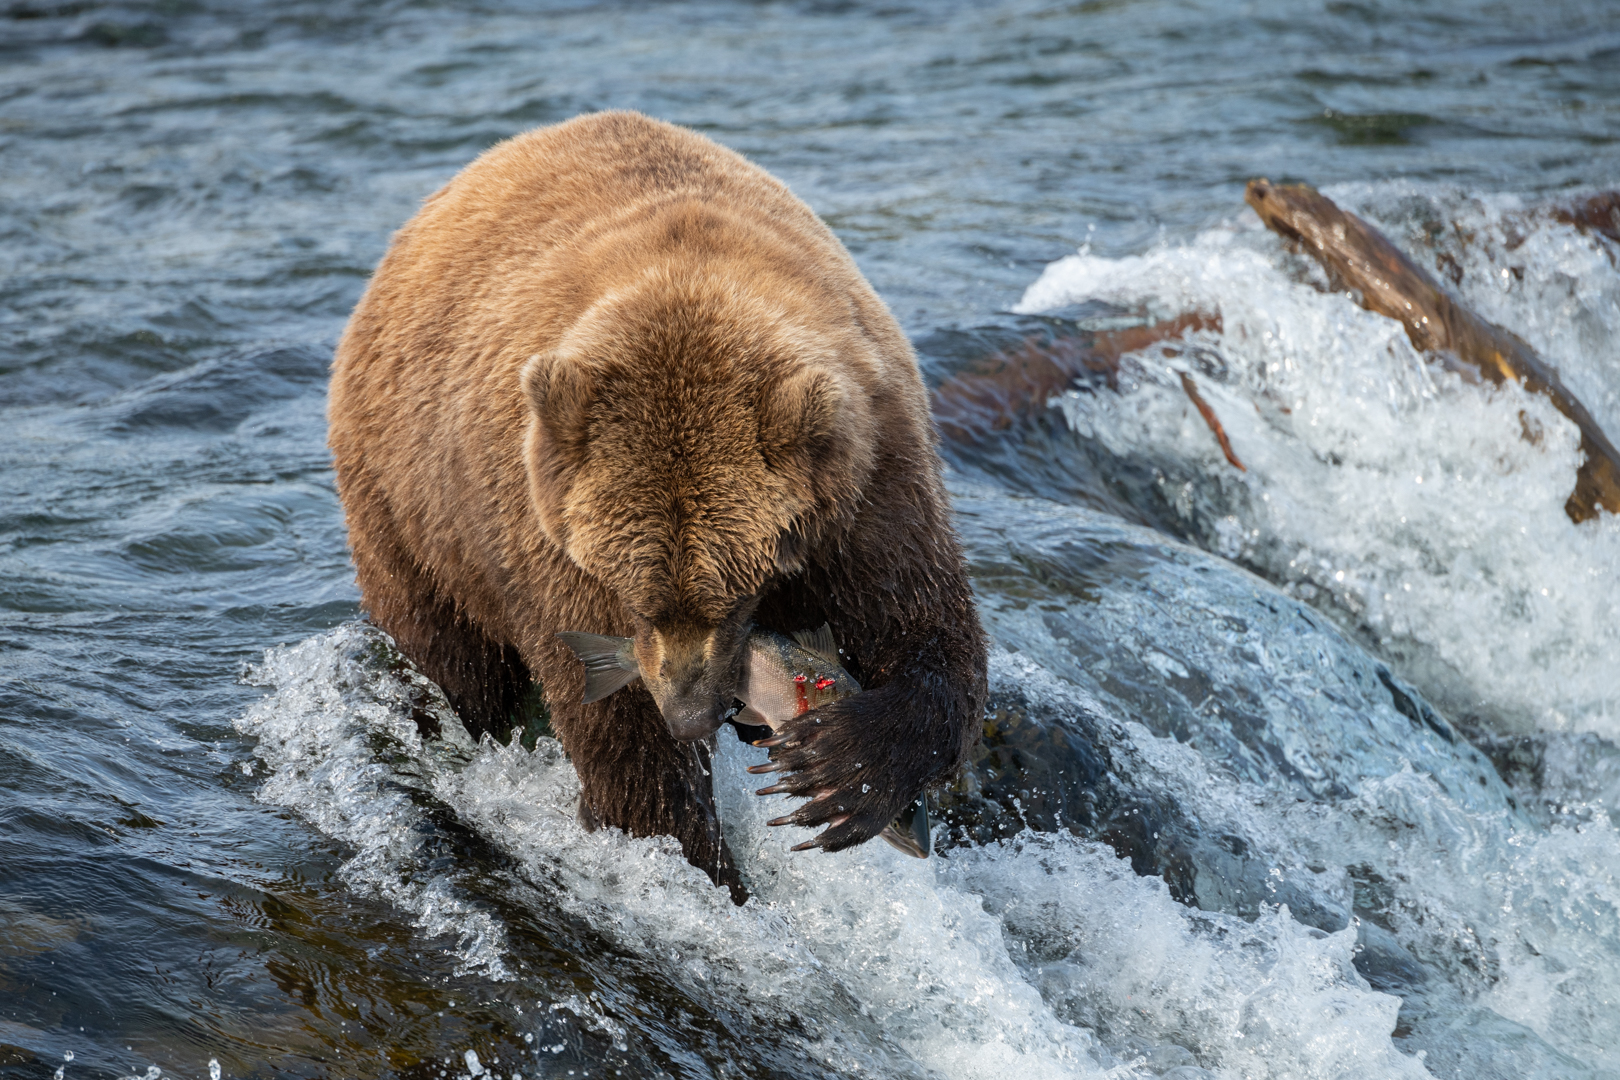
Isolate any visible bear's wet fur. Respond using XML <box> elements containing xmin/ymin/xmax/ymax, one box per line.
<box><xmin>328</xmin><ymin>112</ymin><xmax>987</xmax><ymax>902</ymax></box>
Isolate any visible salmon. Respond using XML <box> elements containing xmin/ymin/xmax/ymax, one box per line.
<box><xmin>557</xmin><ymin>625</ymin><xmax>931</xmax><ymax>858</ymax></box>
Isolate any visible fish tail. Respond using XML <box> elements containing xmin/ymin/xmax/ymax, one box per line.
<box><xmin>555</xmin><ymin>631</ymin><xmax>641</xmax><ymax>703</ymax></box>
<box><xmin>878</xmin><ymin>797</ymin><xmax>932</xmax><ymax>859</ymax></box>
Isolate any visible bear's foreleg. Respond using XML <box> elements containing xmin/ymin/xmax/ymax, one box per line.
<box><xmin>347</xmin><ymin>511</ymin><xmax>532</xmax><ymax>738</ymax></box>
<box><xmin>753</xmin><ymin>476</ymin><xmax>988</xmax><ymax>853</ymax></box>
<box><xmin>562</xmin><ymin>692</ymin><xmax>748</xmax><ymax>905</ymax></box>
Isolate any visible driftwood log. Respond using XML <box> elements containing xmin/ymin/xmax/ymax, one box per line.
<box><xmin>929</xmin><ymin>184</ymin><xmax>1619</xmax><ymax>521</ymax></box>
<box><xmin>931</xmin><ymin>312</ymin><xmax>1239</xmax><ymax>464</ymax></box>
<box><xmin>1246</xmin><ymin>178</ymin><xmax>1620</xmax><ymax>523</ymax></box>
<box><xmin>1554</xmin><ymin>191</ymin><xmax>1620</xmax><ymax>245</ymax></box>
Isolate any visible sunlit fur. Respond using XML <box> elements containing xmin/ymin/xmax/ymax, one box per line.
<box><xmin>328</xmin><ymin>112</ymin><xmax>987</xmax><ymax>901</ymax></box>
<box><xmin>523</xmin><ymin>264</ymin><xmax>875</xmax><ymax>622</ymax></box>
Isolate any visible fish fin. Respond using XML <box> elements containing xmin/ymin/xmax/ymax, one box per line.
<box><xmin>790</xmin><ymin>622</ymin><xmax>843</xmax><ymax>667</ymax></box>
<box><xmin>556</xmin><ymin>632</ymin><xmax>641</xmax><ymax>703</ymax></box>
<box><xmin>879</xmin><ymin>825</ymin><xmax>926</xmax><ymax>859</ymax></box>
<box><xmin>734</xmin><ymin>704</ymin><xmax>773</xmax><ymax>729</ymax></box>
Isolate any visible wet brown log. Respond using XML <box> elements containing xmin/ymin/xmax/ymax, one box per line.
<box><xmin>1179</xmin><ymin>371</ymin><xmax>1245</xmax><ymax>471</ymax></box>
<box><xmin>931</xmin><ymin>312</ymin><xmax>1222</xmax><ymax>443</ymax></box>
<box><xmin>1554</xmin><ymin>191</ymin><xmax>1620</xmax><ymax>245</ymax></box>
<box><xmin>1246</xmin><ymin>178</ymin><xmax>1620</xmax><ymax>523</ymax></box>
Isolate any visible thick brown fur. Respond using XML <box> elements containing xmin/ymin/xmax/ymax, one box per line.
<box><xmin>328</xmin><ymin>112</ymin><xmax>987</xmax><ymax>902</ymax></box>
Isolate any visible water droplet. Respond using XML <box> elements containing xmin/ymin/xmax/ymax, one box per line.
<box><xmin>464</xmin><ymin>1050</ymin><xmax>484</xmax><ymax>1077</ymax></box>
<box><xmin>63</xmin><ymin>1053</ymin><xmax>74</xmax><ymax>1063</ymax></box>
<box><xmin>54</xmin><ymin>1068</ymin><xmax>63</xmax><ymax>1080</ymax></box>
<box><xmin>209</xmin><ymin>1059</ymin><xmax>220</xmax><ymax>1080</ymax></box>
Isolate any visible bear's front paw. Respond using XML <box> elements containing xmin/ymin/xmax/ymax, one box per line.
<box><xmin>746</xmin><ymin>699</ymin><xmax>919</xmax><ymax>853</ymax></box>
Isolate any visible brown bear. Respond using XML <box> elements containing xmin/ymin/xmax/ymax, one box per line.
<box><xmin>327</xmin><ymin>111</ymin><xmax>987</xmax><ymax>902</ymax></box>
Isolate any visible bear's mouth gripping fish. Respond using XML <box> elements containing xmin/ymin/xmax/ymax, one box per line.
<box><xmin>557</xmin><ymin>625</ymin><xmax>932</xmax><ymax>859</ymax></box>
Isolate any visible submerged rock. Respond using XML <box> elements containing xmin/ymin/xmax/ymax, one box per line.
<box><xmin>929</xmin><ymin>482</ymin><xmax>1603</xmax><ymax>1072</ymax></box>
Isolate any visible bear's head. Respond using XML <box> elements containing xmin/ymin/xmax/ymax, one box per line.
<box><xmin>522</xmin><ymin>270</ymin><xmax>878</xmax><ymax>740</ymax></box>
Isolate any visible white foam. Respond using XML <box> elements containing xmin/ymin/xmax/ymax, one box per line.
<box><xmin>958</xmin><ymin>484</ymin><xmax>1620</xmax><ymax>1075</ymax></box>
<box><xmin>1117</xmin><ymin>677</ymin><xmax>1620</xmax><ymax>1076</ymax></box>
<box><xmin>1287</xmin><ymin>764</ymin><xmax>1620</xmax><ymax>1076</ymax></box>
<box><xmin>1349</xmin><ymin>184</ymin><xmax>1620</xmax><ymax>442</ymax></box>
<box><xmin>947</xmin><ymin>838</ymin><xmax>1422</xmax><ymax>1080</ymax></box>
<box><xmin>239</xmin><ymin>624</ymin><xmax>1430</xmax><ymax>1079</ymax></box>
<box><xmin>235</xmin><ymin>626</ymin><xmax>512</xmax><ymax>980</ymax></box>
<box><xmin>1016</xmin><ymin>193</ymin><xmax>1620</xmax><ymax>736</ymax></box>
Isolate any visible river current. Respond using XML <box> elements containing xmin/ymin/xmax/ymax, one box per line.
<box><xmin>5</xmin><ymin>2</ymin><xmax>1620</xmax><ymax>1078</ymax></box>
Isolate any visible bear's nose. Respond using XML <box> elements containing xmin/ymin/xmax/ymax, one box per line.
<box><xmin>641</xmin><ymin>621</ymin><xmax>737</xmax><ymax>740</ymax></box>
<box><xmin>661</xmin><ymin>693</ymin><xmax>726</xmax><ymax>742</ymax></box>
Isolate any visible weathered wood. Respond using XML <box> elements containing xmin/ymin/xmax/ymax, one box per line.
<box><xmin>1246</xmin><ymin>178</ymin><xmax>1620</xmax><ymax>522</ymax></box>
<box><xmin>1554</xmin><ymin>191</ymin><xmax>1620</xmax><ymax>245</ymax></box>
<box><xmin>932</xmin><ymin>312</ymin><xmax>1222</xmax><ymax>442</ymax></box>
<box><xmin>1179</xmin><ymin>371</ymin><xmax>1245</xmax><ymax>471</ymax></box>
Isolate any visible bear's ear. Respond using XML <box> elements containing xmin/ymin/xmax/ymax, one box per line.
<box><xmin>757</xmin><ymin>367</ymin><xmax>865</xmax><ymax>473</ymax></box>
<box><xmin>522</xmin><ymin>351</ymin><xmax>595</xmax><ymax>464</ymax></box>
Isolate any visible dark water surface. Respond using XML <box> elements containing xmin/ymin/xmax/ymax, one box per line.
<box><xmin>5</xmin><ymin>2</ymin><xmax>1620</xmax><ymax>1078</ymax></box>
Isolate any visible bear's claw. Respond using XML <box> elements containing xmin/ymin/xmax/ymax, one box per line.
<box><xmin>756</xmin><ymin>693</ymin><xmax>942</xmax><ymax>855</ymax></box>
<box><xmin>788</xmin><ymin>813</ymin><xmax>854</xmax><ymax>851</ymax></box>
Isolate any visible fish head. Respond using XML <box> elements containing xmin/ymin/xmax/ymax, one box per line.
<box><xmin>735</xmin><ymin>633</ymin><xmax>806</xmax><ymax>728</ymax></box>
<box><xmin>736</xmin><ymin>628</ymin><xmax>860</xmax><ymax>730</ymax></box>
<box><xmin>630</xmin><ymin>609</ymin><xmax>754</xmax><ymax>742</ymax></box>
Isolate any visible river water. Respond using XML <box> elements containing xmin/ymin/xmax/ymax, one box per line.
<box><xmin>4</xmin><ymin>2</ymin><xmax>1620</xmax><ymax>1078</ymax></box>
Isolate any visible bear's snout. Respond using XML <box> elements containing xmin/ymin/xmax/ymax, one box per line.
<box><xmin>661</xmin><ymin>693</ymin><xmax>729</xmax><ymax>742</ymax></box>
<box><xmin>636</xmin><ymin>622</ymin><xmax>746</xmax><ymax>742</ymax></box>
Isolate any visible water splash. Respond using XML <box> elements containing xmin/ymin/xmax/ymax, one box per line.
<box><xmin>234</xmin><ymin>627</ymin><xmax>512</xmax><ymax>980</ymax></box>
<box><xmin>1015</xmin><ymin>186</ymin><xmax>1620</xmax><ymax>737</ymax></box>
<box><xmin>951</xmin><ymin>477</ymin><xmax>1620</xmax><ymax>1078</ymax></box>
<box><xmin>239</xmin><ymin>620</ymin><xmax>1432</xmax><ymax>1079</ymax></box>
